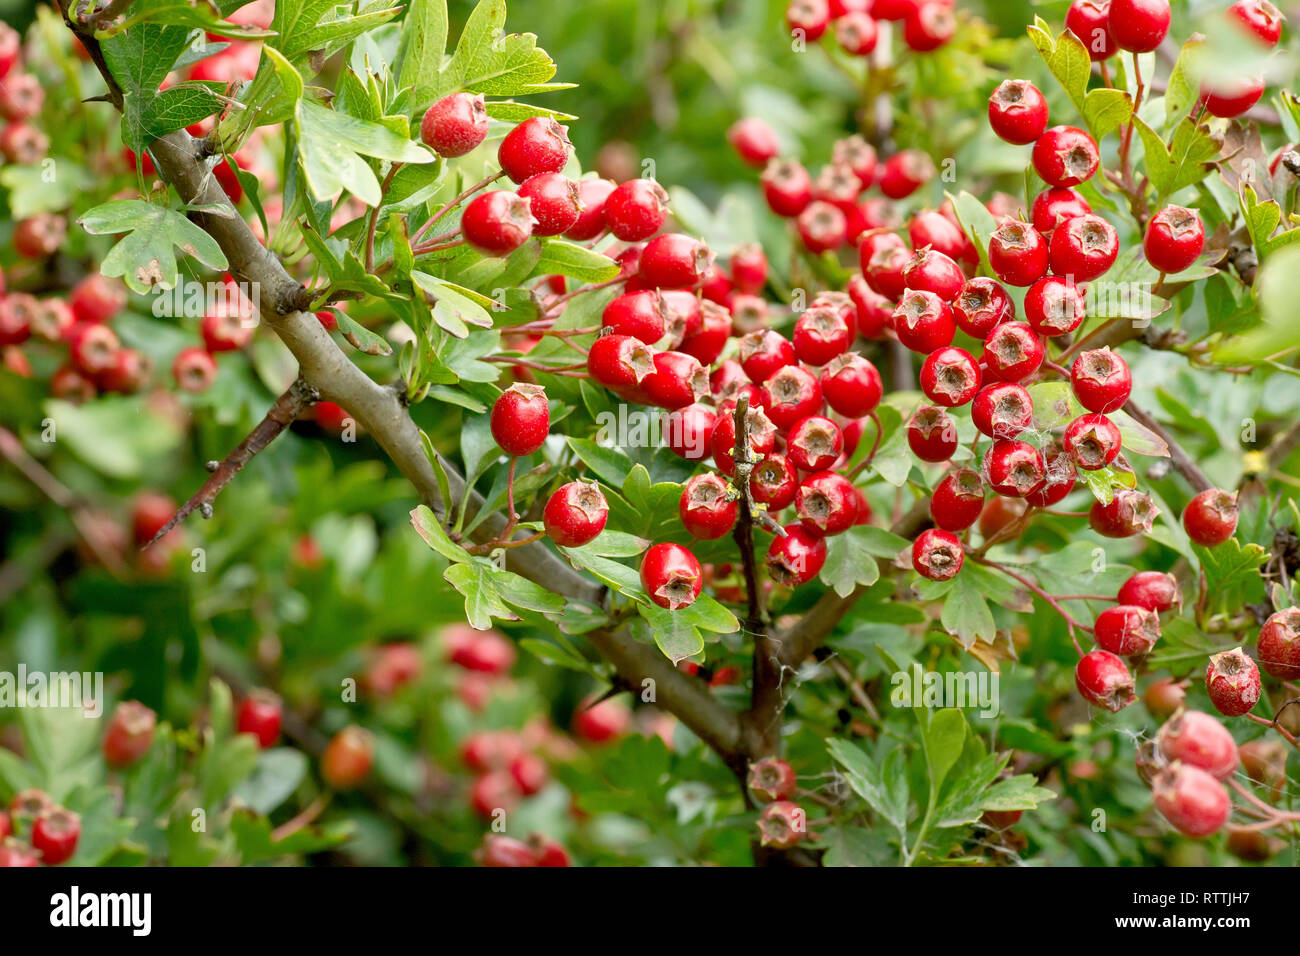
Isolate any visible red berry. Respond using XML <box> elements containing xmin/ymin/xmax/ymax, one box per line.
<box><xmin>0</xmin><ymin>811</ymin><xmax>8</xmax><ymax>841</ymax></box>
<box><xmin>679</xmin><ymin>301</ymin><xmax>731</xmax><ymax>365</ymax></box>
<box><xmin>200</xmin><ymin>301</ymin><xmax>254</xmax><ymax>353</ymax></box>
<box><xmin>1258</xmin><ymin>607</ymin><xmax>1300</xmax><ymax>680</ymax></box>
<box><xmin>907</xmin><ymin>211</ymin><xmax>965</xmax><ymax>264</ymax></box>
<box><xmin>517</xmin><ymin>173</ymin><xmax>582</xmax><ymax>236</ymax></box>
<box><xmin>1227</xmin><ymin>0</ymin><xmax>1284</xmax><ymax>47</ymax></box>
<box><xmin>902</xmin><ymin>1</ymin><xmax>955</xmax><ymax>51</ymax></box>
<box><xmin>786</xmin><ymin>416</ymin><xmax>844</xmax><ymax>472</ymax></box>
<box><xmin>730</xmin><ymin>243</ymin><xmax>768</xmax><ymax>294</ymax></box>
<box><xmin>863</xmin><ymin>242</ymin><xmax>912</xmax><ymax>303</ymax></box>
<box><xmin>1182</xmin><ymin>488</ymin><xmax>1238</xmax><ymax>547</ymax></box>
<box><xmin>1202</xmin><ymin>75</ymin><xmax>1267</xmax><ymax>118</ymax></box>
<box><xmin>507</xmin><ymin>752</ymin><xmax>548</xmax><ymax>796</ymax></box>
<box><xmin>1032</xmin><ymin>126</ymin><xmax>1100</xmax><ymax>188</ymax></box>
<box><xmin>952</xmin><ymin>277</ymin><xmax>1014</xmax><ymax>338</ymax></box>
<box><xmin>792</xmin><ymin>305</ymin><xmax>852</xmax><ymax>366</ymax></box>
<box><xmin>31</xmin><ymin>809</ymin><xmax>79</xmax><ymax>865</ymax></box>
<box><xmin>641</xmin><ymin>542</ymin><xmax>703</xmax><ymax>609</ymax></box>
<box><xmin>1151</xmin><ymin>763</ymin><xmax>1230</xmax><ymax>838</ymax></box>
<box><xmin>367</xmin><ymin>643</ymin><xmax>421</xmax><ymax>696</ymax></box>
<box><xmin>236</xmin><ymin>690</ymin><xmax>283</xmax><ymax>748</ymax></box>
<box><xmin>1158</xmin><ymin>710</ymin><xmax>1238</xmax><ymax>781</ymax></box>
<box><xmin>528</xmin><ymin>833</ymin><xmax>572</xmax><ymax>867</ymax></box>
<box><xmin>834</xmin><ymin>9</ymin><xmax>879</xmax><ymax>53</ymax></box>
<box><xmin>833</xmin><ymin>135</ymin><xmax>878</xmax><ymax>187</ymax></box>
<box><xmin>477</xmin><ymin>834</ymin><xmax>538</xmax><ymax>868</ymax></box>
<box><xmin>679</xmin><ymin>473</ymin><xmax>739</xmax><ymax>540</ymax></box>
<box><xmin>727</xmin><ymin>118</ymin><xmax>780</xmax><ymax>168</ymax></box>
<box><xmin>1108</xmin><ymin>0</ymin><xmax>1171</xmax><ymax>53</ymax></box>
<box><xmin>752</xmin><ymin>453</ymin><xmax>798</xmax><ymax>511</ymax></box>
<box><xmin>544</xmin><ymin>480</ymin><xmax>609</xmax><ymax>547</ymax></box>
<box><xmin>573</xmin><ymin>695</ymin><xmax>631</xmax><ymax>743</ymax></box>
<box><xmin>1205</xmin><ymin>647</ymin><xmax>1261</xmax><ymax>717</ymax></box>
<box><xmin>903</xmin><ymin>247</ymin><xmax>965</xmax><ymax>302</ymax></box>
<box><xmin>602</xmin><ymin>290</ymin><xmax>670</xmax><ymax>345</ymax></box>
<box><xmin>0</xmin><ymin>122</ymin><xmax>48</xmax><ymax>164</ymax></box>
<box><xmin>321</xmin><ymin>726</ymin><xmax>374</xmax><ymax>789</ymax></box>
<box><xmin>982</xmin><ymin>321</ymin><xmax>1044</xmax><ymax>382</ymax></box>
<box><xmin>462</xmin><ymin>190</ymin><xmax>535</xmax><ymax>256</ymax></box>
<box><xmin>1095</xmin><ymin>604</ymin><xmax>1160</xmax><ymax>656</ymax></box>
<box><xmin>1048</xmin><ymin>213</ymin><xmax>1118</xmax><ymax>281</ymax></box>
<box><xmin>71</xmin><ymin>323</ymin><xmax>120</xmax><ymax>377</ymax></box>
<box><xmin>761</xmin><ymin>159</ymin><xmax>813</xmax><ymax>217</ymax></box>
<box><xmin>1143</xmin><ymin>205</ymin><xmax>1205</xmax><ymax>274</ymax></box>
<box><xmin>1031</xmin><ymin>187</ymin><xmax>1092</xmax><ymax>236</ymax></box>
<box><xmin>739</xmin><ymin>329</ymin><xmax>796</xmax><ymax>386</ymax></box>
<box><xmin>766</xmin><ymin>524</ymin><xmax>828</xmax><ymax>586</ymax></box>
<box><xmin>988</xmin><ymin>219</ymin><xmax>1049</xmax><ymax>287</ymax></box>
<box><xmin>797</xmin><ymin>200</ymin><xmax>848</xmax><ymax>254</ymax></box>
<box><xmin>469</xmin><ymin>769</ymin><xmax>522</xmax><ymax>817</ymax></box>
<box><xmin>604</xmin><ymin>178</ymin><xmax>669</xmax><ymax>242</ymax></box>
<box><xmin>820</xmin><ymin>353</ymin><xmax>883</xmax><ymax>418</ymax></box>
<box><xmin>1118</xmin><ymin>570</ymin><xmax>1180</xmax><ymax>612</ymax></box>
<box><xmin>907</xmin><ymin>405</ymin><xmax>959</xmax><ymax>462</ymax></box>
<box><xmin>757</xmin><ymin>799</ymin><xmax>807</xmax><ymax>847</ymax></box>
<box><xmin>0</xmin><ymin>73</ymin><xmax>44</xmax><ymax>122</ymax></box>
<box><xmin>103</xmin><ymin>701</ymin><xmax>157</xmax><ymax>768</ymax></box>
<box><xmin>0</xmin><ymin>22</ymin><xmax>18</xmax><ymax>80</ymax></box>
<box><xmin>589</xmin><ymin>333</ymin><xmax>655</xmax><ymax>391</ymax></box>
<box><xmin>70</xmin><ymin>274</ymin><xmax>126</xmax><ymax>324</ymax></box>
<box><xmin>893</xmin><ymin>290</ymin><xmax>956</xmax><ymax>354</ymax></box>
<box><xmin>50</xmin><ymin>364</ymin><xmax>96</xmax><ymax>403</ymax></box>
<box><xmin>712</xmin><ymin>403</ymin><xmax>777</xmax><ymax>476</ymax></box>
<box><xmin>13</xmin><ymin>213</ymin><xmax>67</xmax><ymax>258</ymax></box>
<box><xmin>0</xmin><ymin>295</ymin><xmax>31</xmax><ymax>346</ymax></box>
<box><xmin>761</xmin><ymin>364</ymin><xmax>823</xmax><ymax>430</ymax></box>
<box><xmin>988</xmin><ymin>80</ymin><xmax>1049</xmax><ymax>145</ymax></box>
<box><xmin>748</xmin><ymin>757</ymin><xmax>797</xmax><ymax>803</ymax></box>
<box><xmin>642</xmin><ymin>350</ymin><xmax>707</xmax><ymax>409</ymax></box>
<box><xmin>930</xmin><ymin>469</ymin><xmax>985</xmax><ymax>531</ymax></box>
<box><xmin>1144</xmin><ymin>677</ymin><xmax>1187</xmax><ymax>719</ymax></box>
<box><xmin>445</xmin><ymin>625</ymin><xmax>516</xmax><ymax>675</ymax></box>
<box><xmin>420</xmin><ymin>92</ymin><xmax>488</xmax><ymax>158</ymax></box>
<box><xmin>1064</xmin><ymin>413</ymin><xmax>1122</xmax><ymax>470</ymax></box>
<box><xmin>1089</xmin><ymin>489</ymin><xmax>1158</xmax><ymax>538</ymax></box>
<box><xmin>984</xmin><ymin>439</ymin><xmax>1046</xmax><ymax>498</ymax></box>
<box><xmin>847</xmin><ymin>275</ymin><xmax>893</xmax><ymax>339</ymax></box>
<box><xmin>878</xmin><ymin>150</ymin><xmax>934</xmax><ymax>200</ymax></box>
<box><xmin>971</xmin><ymin>382</ymin><xmax>1033</xmax><ymax>439</ymax></box>
<box><xmin>663</xmin><ymin>402</ymin><xmax>718</xmax><ymax>460</ymax></box>
<box><xmin>795</xmin><ymin>471</ymin><xmax>858</xmax><ymax>537</ymax></box>
<box><xmin>171</xmin><ymin>345</ymin><xmax>216</xmax><ymax>393</ymax></box>
<box><xmin>786</xmin><ymin>0</ymin><xmax>831</xmax><ymax>40</ymax></box>
<box><xmin>638</xmin><ymin>234</ymin><xmax>713</xmax><ymax>289</ymax></box>
<box><xmin>498</xmin><ymin>117</ymin><xmax>571</xmax><ymax>184</ymax></box>
<box><xmin>564</xmin><ymin>177</ymin><xmax>617</xmax><ymax>241</ymax></box>
<box><xmin>920</xmin><ymin>346</ymin><xmax>981</xmax><ymax>407</ymax></box>
<box><xmin>1075</xmin><ymin>649</ymin><xmax>1135</xmax><ymax>711</ymax></box>
<box><xmin>912</xmin><ymin>528</ymin><xmax>964</xmax><ymax>581</ymax></box>
<box><xmin>1067</xmin><ymin>0</ymin><xmax>1116</xmax><ymax>61</ymax></box>
<box><xmin>1025</xmin><ymin>275</ymin><xmax>1087</xmax><ymax>337</ymax></box>
<box><xmin>1070</xmin><ymin>347</ymin><xmax>1131</xmax><ymax>412</ymax></box>
<box><xmin>491</xmin><ymin>383</ymin><xmax>550</xmax><ymax>456</ymax></box>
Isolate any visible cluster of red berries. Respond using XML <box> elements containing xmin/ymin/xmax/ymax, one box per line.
<box><xmin>474</xmin><ymin>832</ymin><xmax>571</xmax><ymax>867</ymax></box>
<box><xmin>1135</xmin><ymin>708</ymin><xmax>1237</xmax><ymax>839</ymax></box>
<box><xmin>747</xmin><ymin>756</ymin><xmax>808</xmax><ymax>848</ymax></box>
<box><xmin>784</xmin><ymin>0</ymin><xmax>958</xmax><ymax>57</ymax></box>
<box><xmin>0</xmin><ymin>789</ymin><xmax>81</xmax><ymax>867</ymax></box>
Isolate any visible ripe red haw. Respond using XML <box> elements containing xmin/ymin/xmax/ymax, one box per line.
<box><xmin>1075</xmin><ymin>649</ymin><xmax>1135</xmax><ymax>711</ymax></box>
<box><xmin>498</xmin><ymin>117</ymin><xmax>571</xmax><ymax>184</ymax></box>
<box><xmin>907</xmin><ymin>405</ymin><xmax>959</xmax><ymax>462</ymax></box>
<box><xmin>1118</xmin><ymin>570</ymin><xmax>1180</xmax><ymax>612</ymax></box>
<box><xmin>748</xmin><ymin>757</ymin><xmax>797</xmax><ymax>803</ymax></box>
<box><xmin>1025</xmin><ymin>275</ymin><xmax>1087</xmax><ymax>336</ymax></box>
<box><xmin>820</xmin><ymin>353</ymin><xmax>883</xmax><ymax>418</ymax></box>
<box><xmin>544</xmin><ymin>481</ymin><xmax>609</xmax><ymax>547</ymax></box>
<box><xmin>103</xmin><ymin>701</ymin><xmax>157</xmax><ymax>768</ymax></box>
<box><xmin>757</xmin><ymin>800</ymin><xmax>807</xmax><ymax>848</ymax></box>
<box><xmin>517</xmin><ymin>173</ymin><xmax>582</xmax><ymax>236</ymax></box>
<box><xmin>1063</xmin><ymin>412</ymin><xmax>1122</xmax><ymax>470</ymax></box>
<box><xmin>1108</xmin><ymin>0</ymin><xmax>1172</xmax><ymax>53</ymax></box>
<box><xmin>491</xmin><ymin>383</ymin><xmax>550</xmax><ymax>456</ymax></box>
<box><xmin>679</xmin><ymin>474</ymin><xmax>739</xmax><ymax>540</ymax></box>
<box><xmin>1089</xmin><ymin>489</ymin><xmax>1159</xmax><ymax>538</ymax></box>
<box><xmin>321</xmin><ymin>726</ymin><xmax>374</xmax><ymax>789</ymax></box>
<box><xmin>420</xmin><ymin>92</ymin><xmax>488</xmax><ymax>158</ymax></box>
<box><xmin>638</xmin><ymin>233</ymin><xmax>713</xmax><ymax>289</ymax></box>
<box><xmin>1070</xmin><ymin>347</ymin><xmax>1131</xmax><ymax>412</ymax></box>
<box><xmin>604</xmin><ymin>178</ymin><xmax>669</xmax><ymax>242</ymax></box>
<box><xmin>1066</xmin><ymin>0</ymin><xmax>1116</xmax><ymax>61</ymax></box>
<box><xmin>1095</xmin><ymin>605</ymin><xmax>1160</xmax><ymax>656</ymax></box>
<box><xmin>912</xmin><ymin>528</ymin><xmax>964</xmax><ymax>581</ymax></box>
<box><xmin>236</xmin><ymin>690</ymin><xmax>283</xmax><ymax>748</ymax></box>
<box><xmin>1157</xmin><ymin>710</ymin><xmax>1238</xmax><ymax>781</ymax></box>
<box><xmin>988</xmin><ymin>80</ymin><xmax>1049</xmax><ymax>145</ymax></box>
<box><xmin>953</xmin><ymin>277</ymin><xmax>1015</xmax><ymax>338</ymax></box>
<box><xmin>31</xmin><ymin>809</ymin><xmax>80</xmax><ymax>865</ymax></box>
<box><xmin>930</xmin><ymin>469</ymin><xmax>985</xmax><ymax>531</ymax></box>
<box><xmin>462</xmin><ymin>190</ymin><xmax>536</xmax><ymax>256</ymax></box>
<box><xmin>1182</xmin><ymin>488</ymin><xmax>1238</xmax><ymax>547</ymax></box>
<box><xmin>1257</xmin><ymin>607</ymin><xmax>1300</xmax><ymax>680</ymax></box>
<box><xmin>988</xmin><ymin>219</ymin><xmax>1049</xmax><ymax>287</ymax></box>
<box><xmin>1205</xmin><ymin>647</ymin><xmax>1261</xmax><ymax>717</ymax></box>
<box><xmin>767</xmin><ymin>524</ymin><xmax>828</xmax><ymax>587</ymax></box>
<box><xmin>1143</xmin><ymin>205</ymin><xmax>1205</xmax><ymax>275</ymax></box>
<box><xmin>641</xmin><ymin>543</ymin><xmax>704</xmax><ymax>609</ymax></box>
<box><xmin>1031</xmin><ymin>126</ymin><xmax>1100</xmax><ymax>188</ymax></box>
<box><xmin>920</xmin><ymin>346</ymin><xmax>981</xmax><ymax>407</ymax></box>
<box><xmin>1151</xmin><ymin>763</ymin><xmax>1230</xmax><ymax>838</ymax></box>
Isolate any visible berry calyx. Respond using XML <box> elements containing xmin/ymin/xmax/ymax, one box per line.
<box><xmin>420</xmin><ymin>92</ymin><xmax>488</xmax><ymax>158</ymax></box>
<box><xmin>988</xmin><ymin>80</ymin><xmax>1049</xmax><ymax>145</ymax></box>
<box><xmin>1257</xmin><ymin>607</ymin><xmax>1300</xmax><ymax>680</ymax></box>
<box><xmin>760</xmin><ymin>364</ymin><xmax>822</xmax><ymax>430</ymax></box>
<box><xmin>1025</xmin><ymin>274</ymin><xmax>1087</xmax><ymax>336</ymax></box>
<box><xmin>912</xmin><ymin>528</ymin><xmax>964</xmax><ymax>581</ymax></box>
<box><xmin>1205</xmin><ymin>647</ymin><xmax>1261</xmax><ymax>717</ymax></box>
<box><xmin>757</xmin><ymin>799</ymin><xmax>807</xmax><ymax>848</ymax></box>
<box><xmin>544</xmin><ymin>481</ymin><xmax>609</xmax><ymax>547</ymax></box>
<box><xmin>1089</xmin><ymin>489</ymin><xmax>1158</xmax><ymax>538</ymax></box>
<box><xmin>786</xmin><ymin>416</ymin><xmax>844</xmax><ymax>472</ymax></box>
<box><xmin>767</xmin><ymin>524</ymin><xmax>828</xmax><ymax>586</ymax></box>
<box><xmin>1143</xmin><ymin>205</ymin><xmax>1205</xmax><ymax>274</ymax></box>
<box><xmin>491</xmin><ymin>383</ymin><xmax>550</xmax><ymax>456</ymax></box>
<box><xmin>1031</xmin><ymin>126</ymin><xmax>1100</xmax><ymax>188</ymax></box>
<box><xmin>1063</xmin><ymin>412</ymin><xmax>1122</xmax><ymax>470</ymax></box>
<box><xmin>679</xmin><ymin>473</ymin><xmax>739</xmax><ymax>540</ymax></box>
<box><xmin>1048</xmin><ymin>213</ymin><xmax>1118</xmax><ymax>281</ymax></box>
<box><xmin>1094</xmin><ymin>604</ymin><xmax>1160</xmax><ymax>656</ymax></box>
<box><xmin>1075</xmin><ymin>649</ymin><xmax>1135</xmax><ymax>711</ymax></box>
<box><xmin>953</xmin><ymin>277</ymin><xmax>1015</xmax><ymax>338</ymax></box>
<box><xmin>1182</xmin><ymin>488</ymin><xmax>1238</xmax><ymax>547</ymax></box>
<box><xmin>1070</xmin><ymin>347</ymin><xmax>1131</xmax><ymax>412</ymax></box>
<box><xmin>748</xmin><ymin>757</ymin><xmax>797</xmax><ymax>803</ymax></box>
<box><xmin>985</xmin><ymin>439</ymin><xmax>1046</xmax><ymax>498</ymax></box>
<box><xmin>971</xmin><ymin>382</ymin><xmax>1033</xmax><ymax>439</ymax></box>
<box><xmin>498</xmin><ymin>117</ymin><xmax>572</xmax><ymax>184</ymax></box>
<box><xmin>641</xmin><ymin>542</ymin><xmax>703</xmax><ymax>609</ymax></box>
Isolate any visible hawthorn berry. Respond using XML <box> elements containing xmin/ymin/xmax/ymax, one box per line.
<box><xmin>1227</xmin><ymin>0</ymin><xmax>1284</xmax><ymax>47</ymax></box>
<box><xmin>1143</xmin><ymin>677</ymin><xmax>1187</xmax><ymax>719</ymax></box>
<box><xmin>985</xmin><ymin>439</ymin><xmax>1046</xmax><ymax>498</ymax></box>
<box><xmin>236</xmin><ymin>690</ymin><xmax>283</xmax><ymax>748</ymax></box>
<box><xmin>711</xmin><ymin>403</ymin><xmax>777</xmax><ymax>476</ymax></box>
<box><xmin>51</xmin><ymin>365</ymin><xmax>96</xmax><ymax>403</ymax></box>
<box><xmin>1205</xmin><ymin>647</ymin><xmax>1261</xmax><ymax>717</ymax></box>
<box><xmin>641</xmin><ymin>542</ymin><xmax>703</xmax><ymax>609</ymax></box>
<box><xmin>678</xmin><ymin>301</ymin><xmax>731</xmax><ymax>366</ymax></box>
<box><xmin>1031</xmin><ymin>126</ymin><xmax>1100</xmax><ymax>188</ymax></box>
<box><xmin>13</xmin><ymin>213</ymin><xmax>67</xmax><ymax>259</ymax></box>
<box><xmin>902</xmin><ymin>1</ymin><xmax>955</xmax><ymax>51</ymax></box>
<box><xmin>1157</xmin><ymin>710</ymin><xmax>1238</xmax><ymax>781</ymax></box>
<box><xmin>729</xmin><ymin>243</ymin><xmax>769</xmax><ymax>295</ymax></box>
<box><xmin>751</xmin><ymin>454</ymin><xmax>798</xmax><ymax>510</ymax></box>
<box><xmin>171</xmin><ymin>345</ymin><xmax>216</xmax><ymax>393</ymax></box>
<box><xmin>103</xmin><ymin>701</ymin><xmax>157</xmax><ymax>768</ymax></box>
<box><xmin>988</xmin><ymin>219</ymin><xmax>1049</xmax><ymax>288</ymax></box>
<box><xmin>588</xmin><ymin>333</ymin><xmax>655</xmax><ymax>392</ymax></box>
<box><xmin>739</xmin><ymin>331</ymin><xmax>796</xmax><ymax>386</ymax></box>
<box><xmin>786</xmin><ymin>0</ymin><xmax>831</xmax><ymax>40</ymax></box>
<box><xmin>1089</xmin><ymin>489</ymin><xmax>1158</xmax><ymax>538</ymax></box>
<box><xmin>792</xmin><ymin>305</ymin><xmax>852</xmax><ymax>367</ymax></box>
<box><xmin>0</xmin><ymin>73</ymin><xmax>43</xmax><ymax>122</ymax></box>
<box><xmin>1151</xmin><ymin>764</ymin><xmax>1230</xmax><ymax>838</ymax></box>
<box><xmin>797</xmin><ymin>201</ymin><xmax>849</xmax><ymax>254</ymax></box>
<box><xmin>517</xmin><ymin>173</ymin><xmax>582</xmax><ymax>236</ymax></box>
<box><xmin>748</xmin><ymin>757</ymin><xmax>797</xmax><ymax>803</ymax></box>
<box><xmin>1026</xmin><ymin>441</ymin><xmax>1079</xmax><ymax>507</ymax></box>
<box><xmin>988</xmin><ymin>80</ymin><xmax>1049</xmax><ymax>145</ymax></box>
<box><xmin>200</xmin><ymin>301</ymin><xmax>254</xmax><ymax>353</ymax></box>
<box><xmin>903</xmin><ymin>248</ymin><xmax>965</xmax><ymax>302</ymax></box>
<box><xmin>1064</xmin><ymin>413</ymin><xmax>1122</xmax><ymax>470</ymax></box>
<box><xmin>982</xmin><ymin>321</ymin><xmax>1044</xmax><ymax>382</ymax></box>
<box><xmin>528</xmin><ymin>833</ymin><xmax>572</xmax><ymax>867</ymax></box>
<box><xmin>1143</xmin><ymin>205</ymin><xmax>1205</xmax><ymax>274</ymax></box>
<box><xmin>1257</xmin><ymin>607</ymin><xmax>1300</xmax><ymax>680</ymax></box>
<box><xmin>878</xmin><ymin>150</ymin><xmax>934</xmax><ymax>200</ymax></box>
<box><xmin>952</xmin><ymin>277</ymin><xmax>1014</xmax><ymax>339</ymax></box>
<box><xmin>1075</xmin><ymin>649</ymin><xmax>1136</xmax><ymax>711</ymax></box>
<box><xmin>846</xmin><ymin>276</ymin><xmax>893</xmax><ymax>339</ymax></box>
<box><xmin>498</xmin><ymin>117</ymin><xmax>571</xmax><ymax>184</ymax></box>
<box><xmin>833</xmin><ymin>135</ymin><xmax>878</xmax><ymax>188</ymax></box>
<box><xmin>420</xmin><ymin>92</ymin><xmax>488</xmax><ymax>158</ymax></box>
<box><xmin>643</xmin><ymin>350</ymin><xmax>707</xmax><ymax>409</ymax></box>
<box><xmin>0</xmin><ymin>22</ymin><xmax>18</xmax><ymax>80</ymax></box>
<box><xmin>664</xmin><ymin>402</ymin><xmax>718</xmax><ymax>460</ymax></box>
<box><xmin>894</xmin><ymin>290</ymin><xmax>956</xmax><ymax>355</ymax></box>
<box><xmin>761</xmin><ymin>159</ymin><xmax>813</xmax><ymax>217</ymax></box>
<box><xmin>563</xmin><ymin>177</ymin><xmax>617</xmax><ymax>241</ymax></box>
<box><xmin>491</xmin><ymin>383</ymin><xmax>550</xmax><ymax>456</ymax></box>
<box><xmin>544</xmin><ymin>481</ymin><xmax>609</xmax><ymax>547</ymax></box>
<box><xmin>1048</xmin><ymin>213</ymin><xmax>1118</xmax><ymax>281</ymax></box>
<box><xmin>602</xmin><ymin>290</ymin><xmax>670</xmax><ymax>345</ymax></box>
<box><xmin>322</xmin><ymin>726</ymin><xmax>374</xmax><ymax>789</ymax></box>
<box><xmin>912</xmin><ymin>528</ymin><xmax>964</xmax><ymax>581</ymax></box>
<box><xmin>971</xmin><ymin>382</ymin><xmax>1033</xmax><ymax>439</ymax></box>
<box><xmin>820</xmin><ymin>353</ymin><xmax>883</xmax><ymax>418</ymax></box>
<box><xmin>0</xmin><ymin>296</ymin><xmax>31</xmax><ymax>346</ymax></box>
<box><xmin>508</xmin><ymin>753</ymin><xmax>549</xmax><ymax>796</ymax></box>
<box><xmin>766</xmin><ymin>524</ymin><xmax>828</xmax><ymax>587</ymax></box>
<box><xmin>1025</xmin><ymin>275</ymin><xmax>1087</xmax><ymax>337</ymax></box>
<box><xmin>980</xmin><ymin>496</ymin><xmax>1028</xmax><ymax>540</ymax></box>
<box><xmin>727</xmin><ymin>117</ymin><xmax>780</xmax><ymax>168</ymax></box>
<box><xmin>761</xmin><ymin>365</ymin><xmax>823</xmax><ymax>430</ymax></box>
<box><xmin>477</xmin><ymin>834</ymin><xmax>538</xmax><ymax>868</ymax></box>
<box><xmin>462</xmin><ymin>190</ymin><xmax>535</xmax><ymax>256</ymax></box>
<box><xmin>920</xmin><ymin>346</ymin><xmax>981</xmax><ymax>408</ymax></box>
<box><xmin>1118</xmin><ymin>571</ymin><xmax>1180</xmax><ymax>612</ymax></box>
<box><xmin>604</xmin><ymin>178</ymin><xmax>669</xmax><ymax>242</ymax></box>
<box><xmin>0</xmin><ymin>839</ymin><xmax>40</xmax><ymax>867</ymax></box>
<box><xmin>930</xmin><ymin>469</ymin><xmax>985</xmax><ymax>531</ymax></box>
<box><xmin>1066</xmin><ymin>0</ymin><xmax>1116</xmax><ymax>61</ymax></box>
<box><xmin>786</xmin><ymin>416</ymin><xmax>844</xmax><ymax>472</ymax></box>
<box><xmin>907</xmin><ymin>213</ymin><xmax>964</xmax><ymax>266</ymax></box>
<box><xmin>1030</xmin><ymin>186</ymin><xmax>1092</xmax><ymax>237</ymax></box>
<box><xmin>638</xmin><ymin>234</ymin><xmax>713</xmax><ymax>289</ymax></box>
<box><xmin>907</xmin><ymin>405</ymin><xmax>959</xmax><ymax>462</ymax></box>
<box><xmin>1070</xmin><ymin>347</ymin><xmax>1131</xmax><ymax>412</ymax></box>
<box><xmin>28</xmin><ymin>807</ymin><xmax>77</xmax><ymax>865</ymax></box>
<box><xmin>0</xmin><ymin>122</ymin><xmax>48</xmax><ymax>164</ymax></box>
<box><xmin>758</xmin><ymin>799</ymin><xmax>807</xmax><ymax>848</ymax></box>
<box><xmin>835</xmin><ymin>10</ymin><xmax>880</xmax><ymax>54</ymax></box>
<box><xmin>679</xmin><ymin>474</ymin><xmax>739</xmax><ymax>540</ymax></box>
<box><xmin>1182</xmin><ymin>488</ymin><xmax>1238</xmax><ymax>547</ymax></box>
<box><xmin>1095</xmin><ymin>604</ymin><xmax>1160</xmax><ymax>656</ymax></box>
<box><xmin>795</xmin><ymin>471</ymin><xmax>858</xmax><ymax>537</ymax></box>
<box><xmin>70</xmin><ymin>274</ymin><xmax>126</xmax><ymax>325</ymax></box>
<box><xmin>1108</xmin><ymin>0</ymin><xmax>1172</xmax><ymax>53</ymax></box>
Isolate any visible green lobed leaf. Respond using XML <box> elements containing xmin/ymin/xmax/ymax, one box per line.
<box><xmin>79</xmin><ymin>199</ymin><xmax>228</xmax><ymax>293</ymax></box>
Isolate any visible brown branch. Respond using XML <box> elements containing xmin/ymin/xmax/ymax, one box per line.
<box><xmin>1122</xmin><ymin>400</ymin><xmax>1213</xmax><ymax>493</ymax></box>
<box><xmin>144</xmin><ymin>378</ymin><xmax>317</xmax><ymax>548</ymax></box>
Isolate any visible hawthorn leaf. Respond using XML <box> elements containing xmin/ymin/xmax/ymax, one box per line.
<box><xmin>79</xmin><ymin>199</ymin><xmax>228</xmax><ymax>293</ymax></box>
<box><xmin>295</xmin><ymin>99</ymin><xmax>434</xmax><ymax>206</ymax></box>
